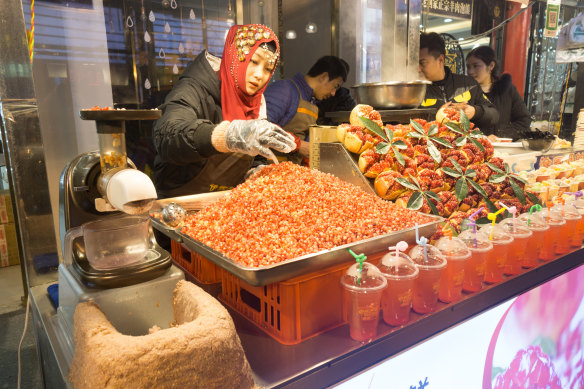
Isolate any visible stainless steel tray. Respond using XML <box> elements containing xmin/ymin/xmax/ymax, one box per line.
<box><xmin>151</xmin><ymin>192</ymin><xmax>442</xmax><ymax>286</ymax></box>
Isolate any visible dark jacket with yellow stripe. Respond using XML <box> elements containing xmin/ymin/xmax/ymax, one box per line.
<box><xmin>422</xmin><ymin>67</ymin><xmax>499</xmax><ymax>132</ymax></box>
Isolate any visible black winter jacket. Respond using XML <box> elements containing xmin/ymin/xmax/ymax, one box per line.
<box><xmin>422</xmin><ymin>67</ymin><xmax>499</xmax><ymax>132</ymax></box>
<box><xmin>152</xmin><ymin>51</ymin><xmax>223</xmax><ymax>197</ymax></box>
<box><xmin>485</xmin><ymin>74</ymin><xmax>531</xmax><ymax>141</ymax></box>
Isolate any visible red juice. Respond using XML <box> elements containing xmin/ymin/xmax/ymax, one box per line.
<box><xmin>484</xmin><ymin>242</ymin><xmax>511</xmax><ymax>284</ymax></box>
<box><xmin>504</xmin><ymin>235</ymin><xmax>530</xmax><ymax>275</ymax></box>
<box><xmin>523</xmin><ymin>229</ymin><xmax>547</xmax><ymax>268</ymax></box>
<box><xmin>556</xmin><ymin>217</ymin><xmax>580</xmax><ymax>254</ymax></box>
<box><xmin>540</xmin><ymin>223</ymin><xmax>563</xmax><ymax>261</ymax></box>
<box><xmin>438</xmin><ymin>253</ymin><xmax>469</xmax><ymax>303</ymax></box>
<box><xmin>463</xmin><ymin>249</ymin><xmax>488</xmax><ymax>292</ymax></box>
<box><xmin>571</xmin><ymin>217</ymin><xmax>584</xmax><ymax>247</ymax></box>
<box><xmin>381</xmin><ymin>275</ymin><xmax>416</xmax><ymax>326</ymax></box>
<box><xmin>412</xmin><ymin>266</ymin><xmax>443</xmax><ymax>314</ymax></box>
<box><xmin>347</xmin><ymin>289</ymin><xmax>383</xmax><ymax>342</ymax></box>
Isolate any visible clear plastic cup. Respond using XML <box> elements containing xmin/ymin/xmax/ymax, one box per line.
<box><xmin>539</xmin><ymin>208</ymin><xmax>566</xmax><ymax>261</ymax></box>
<box><xmin>499</xmin><ymin>219</ymin><xmax>533</xmax><ymax>275</ymax></box>
<box><xmin>435</xmin><ymin>237</ymin><xmax>471</xmax><ymax>303</ymax></box>
<box><xmin>378</xmin><ymin>252</ymin><xmax>419</xmax><ymax>326</ymax></box>
<box><xmin>340</xmin><ymin>262</ymin><xmax>387</xmax><ymax>342</ymax></box>
<box><xmin>517</xmin><ymin>212</ymin><xmax>549</xmax><ymax>268</ymax></box>
<box><xmin>458</xmin><ymin>230</ymin><xmax>493</xmax><ymax>292</ymax></box>
<box><xmin>553</xmin><ymin>203</ymin><xmax>581</xmax><ymax>254</ymax></box>
<box><xmin>571</xmin><ymin>197</ymin><xmax>584</xmax><ymax>247</ymax></box>
<box><xmin>478</xmin><ymin>224</ymin><xmax>514</xmax><ymax>284</ymax></box>
<box><xmin>408</xmin><ymin>245</ymin><xmax>447</xmax><ymax>314</ymax></box>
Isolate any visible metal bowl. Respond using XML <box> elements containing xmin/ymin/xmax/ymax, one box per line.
<box><xmin>351</xmin><ymin>81</ymin><xmax>431</xmax><ymax>109</ymax></box>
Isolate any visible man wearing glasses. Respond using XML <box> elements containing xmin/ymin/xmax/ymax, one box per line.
<box><xmin>264</xmin><ymin>56</ymin><xmax>350</xmax><ymax>164</ymax></box>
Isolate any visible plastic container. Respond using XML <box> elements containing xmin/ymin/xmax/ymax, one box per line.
<box><xmin>170</xmin><ymin>240</ymin><xmax>222</xmax><ymax>284</ymax></box>
<box><xmin>478</xmin><ymin>224</ymin><xmax>514</xmax><ymax>284</ymax></box>
<box><xmin>378</xmin><ymin>251</ymin><xmax>418</xmax><ymax>326</ymax></box>
<box><xmin>517</xmin><ymin>212</ymin><xmax>549</xmax><ymax>268</ymax></box>
<box><xmin>499</xmin><ymin>219</ymin><xmax>533</xmax><ymax>275</ymax></box>
<box><xmin>435</xmin><ymin>236</ymin><xmax>471</xmax><ymax>303</ymax></box>
<box><xmin>571</xmin><ymin>197</ymin><xmax>584</xmax><ymax>247</ymax></box>
<box><xmin>458</xmin><ymin>230</ymin><xmax>493</xmax><ymax>292</ymax></box>
<box><xmin>552</xmin><ymin>203</ymin><xmax>581</xmax><ymax>254</ymax></box>
<box><xmin>64</xmin><ymin>215</ymin><xmax>150</xmax><ymax>270</ymax></box>
<box><xmin>539</xmin><ymin>208</ymin><xmax>566</xmax><ymax>261</ymax></box>
<box><xmin>408</xmin><ymin>245</ymin><xmax>447</xmax><ymax>314</ymax></box>
<box><xmin>341</xmin><ymin>262</ymin><xmax>387</xmax><ymax>342</ymax></box>
<box><xmin>219</xmin><ymin>260</ymin><xmax>354</xmax><ymax>345</ymax></box>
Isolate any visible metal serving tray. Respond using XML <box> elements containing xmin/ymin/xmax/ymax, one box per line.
<box><xmin>151</xmin><ymin>192</ymin><xmax>442</xmax><ymax>286</ymax></box>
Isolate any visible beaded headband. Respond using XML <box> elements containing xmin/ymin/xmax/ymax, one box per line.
<box><xmin>234</xmin><ymin>25</ymin><xmax>279</xmax><ymax>64</ymax></box>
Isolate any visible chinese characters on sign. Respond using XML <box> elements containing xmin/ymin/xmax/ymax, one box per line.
<box><xmin>422</xmin><ymin>0</ymin><xmax>472</xmax><ymax>19</ymax></box>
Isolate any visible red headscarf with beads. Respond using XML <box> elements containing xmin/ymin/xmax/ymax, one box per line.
<box><xmin>219</xmin><ymin>24</ymin><xmax>280</xmax><ymax>121</ymax></box>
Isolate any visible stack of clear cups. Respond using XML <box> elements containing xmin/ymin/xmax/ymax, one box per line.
<box><xmin>517</xmin><ymin>211</ymin><xmax>549</xmax><ymax>268</ymax></box>
<box><xmin>553</xmin><ymin>202</ymin><xmax>581</xmax><ymax>255</ymax></box>
<box><xmin>378</xmin><ymin>251</ymin><xmax>418</xmax><ymax>326</ymax></box>
<box><xmin>458</xmin><ymin>229</ymin><xmax>493</xmax><ymax>292</ymax></box>
<box><xmin>408</xmin><ymin>244</ymin><xmax>447</xmax><ymax>314</ymax></box>
<box><xmin>341</xmin><ymin>262</ymin><xmax>387</xmax><ymax>342</ymax></box>
<box><xmin>478</xmin><ymin>224</ymin><xmax>514</xmax><ymax>284</ymax></box>
<box><xmin>539</xmin><ymin>207</ymin><xmax>565</xmax><ymax>261</ymax></box>
<box><xmin>435</xmin><ymin>236</ymin><xmax>471</xmax><ymax>303</ymax></box>
<box><xmin>499</xmin><ymin>218</ymin><xmax>533</xmax><ymax>275</ymax></box>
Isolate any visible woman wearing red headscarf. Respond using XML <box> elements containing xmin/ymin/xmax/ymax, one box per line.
<box><xmin>153</xmin><ymin>24</ymin><xmax>295</xmax><ymax>197</ymax></box>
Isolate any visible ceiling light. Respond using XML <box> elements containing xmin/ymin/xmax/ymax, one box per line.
<box><xmin>458</xmin><ymin>37</ymin><xmax>464</xmax><ymax>41</ymax></box>
<box><xmin>444</xmin><ymin>18</ymin><xmax>452</xmax><ymax>23</ymax></box>
<box><xmin>285</xmin><ymin>30</ymin><xmax>297</xmax><ymax>39</ymax></box>
<box><xmin>419</xmin><ymin>24</ymin><xmax>424</xmax><ymax>28</ymax></box>
<box><xmin>305</xmin><ymin>22</ymin><xmax>317</xmax><ymax>34</ymax></box>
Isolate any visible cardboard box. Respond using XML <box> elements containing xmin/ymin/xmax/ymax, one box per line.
<box><xmin>0</xmin><ymin>222</ymin><xmax>19</xmax><ymax>267</ymax></box>
<box><xmin>0</xmin><ymin>190</ymin><xmax>15</xmax><ymax>224</ymax></box>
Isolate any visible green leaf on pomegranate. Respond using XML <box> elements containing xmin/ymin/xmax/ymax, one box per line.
<box><xmin>384</xmin><ymin>127</ymin><xmax>394</xmax><ymax>142</ymax></box>
<box><xmin>468</xmin><ymin>179</ymin><xmax>488</xmax><ymax>199</ymax></box>
<box><xmin>393</xmin><ymin>147</ymin><xmax>405</xmax><ymax>166</ymax></box>
<box><xmin>396</xmin><ymin>177</ymin><xmax>418</xmax><ymax>191</ymax></box>
<box><xmin>375</xmin><ymin>142</ymin><xmax>391</xmax><ymax>155</ymax></box>
<box><xmin>410</xmin><ymin>119</ymin><xmax>425</xmax><ymax>135</ymax></box>
<box><xmin>407</xmin><ymin>191</ymin><xmax>424</xmax><ymax>210</ymax></box>
<box><xmin>431</xmin><ymin>136</ymin><xmax>453</xmax><ymax>149</ymax></box>
<box><xmin>460</xmin><ymin>109</ymin><xmax>470</xmax><ymax>132</ymax></box>
<box><xmin>455</xmin><ymin>177</ymin><xmax>468</xmax><ymax>201</ymax></box>
<box><xmin>407</xmin><ymin>131</ymin><xmax>424</xmax><ymax>139</ymax></box>
<box><xmin>393</xmin><ymin>140</ymin><xmax>408</xmax><ymax>149</ymax></box>
<box><xmin>450</xmin><ymin>157</ymin><xmax>463</xmax><ymax>173</ymax></box>
<box><xmin>442</xmin><ymin>167</ymin><xmax>461</xmax><ymax>178</ymax></box>
<box><xmin>526</xmin><ymin>191</ymin><xmax>542</xmax><ymax>206</ymax></box>
<box><xmin>486</xmin><ymin>162</ymin><xmax>504</xmax><ymax>174</ymax></box>
<box><xmin>489</xmin><ymin>174</ymin><xmax>507</xmax><ymax>184</ymax></box>
<box><xmin>427</xmin><ymin>141</ymin><xmax>442</xmax><ymax>164</ymax></box>
<box><xmin>428</xmin><ymin>124</ymin><xmax>438</xmax><ymax>136</ymax></box>
<box><xmin>359</xmin><ymin>116</ymin><xmax>387</xmax><ymax>142</ymax></box>
<box><xmin>455</xmin><ymin>136</ymin><xmax>467</xmax><ymax>147</ymax></box>
<box><xmin>469</xmin><ymin>137</ymin><xmax>485</xmax><ymax>153</ymax></box>
<box><xmin>509</xmin><ymin>179</ymin><xmax>526</xmax><ymax>205</ymax></box>
<box><xmin>510</xmin><ymin>174</ymin><xmax>527</xmax><ymax>185</ymax></box>
<box><xmin>424</xmin><ymin>194</ymin><xmax>440</xmax><ymax>215</ymax></box>
<box><xmin>425</xmin><ymin>190</ymin><xmax>441</xmax><ymax>202</ymax></box>
<box><xmin>445</xmin><ymin>122</ymin><xmax>463</xmax><ymax>135</ymax></box>
<box><xmin>465</xmin><ymin>168</ymin><xmax>477</xmax><ymax>178</ymax></box>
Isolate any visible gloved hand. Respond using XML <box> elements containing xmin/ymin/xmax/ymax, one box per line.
<box><xmin>224</xmin><ymin>120</ymin><xmax>296</xmax><ymax>161</ymax></box>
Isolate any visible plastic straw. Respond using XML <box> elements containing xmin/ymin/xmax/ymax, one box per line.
<box><xmin>442</xmin><ymin>227</ymin><xmax>453</xmax><ymax>256</ymax></box>
<box><xmin>388</xmin><ymin>241</ymin><xmax>408</xmax><ymax>272</ymax></box>
<box><xmin>565</xmin><ymin>191</ymin><xmax>583</xmax><ymax>201</ymax></box>
<box><xmin>467</xmin><ymin>207</ymin><xmax>484</xmax><ymax>248</ymax></box>
<box><xmin>415</xmin><ymin>224</ymin><xmax>428</xmax><ymax>263</ymax></box>
<box><xmin>487</xmin><ymin>208</ymin><xmax>505</xmax><ymax>241</ymax></box>
<box><xmin>347</xmin><ymin>248</ymin><xmax>367</xmax><ymax>285</ymax></box>
<box><xmin>499</xmin><ymin>201</ymin><xmax>517</xmax><ymax>232</ymax></box>
<box><xmin>528</xmin><ymin>204</ymin><xmax>542</xmax><ymax>227</ymax></box>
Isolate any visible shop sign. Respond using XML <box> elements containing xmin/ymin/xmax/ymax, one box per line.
<box><xmin>423</xmin><ymin>0</ymin><xmax>473</xmax><ymax>19</ymax></box>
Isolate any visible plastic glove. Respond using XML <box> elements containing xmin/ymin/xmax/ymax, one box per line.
<box><xmin>225</xmin><ymin>120</ymin><xmax>296</xmax><ymax>162</ymax></box>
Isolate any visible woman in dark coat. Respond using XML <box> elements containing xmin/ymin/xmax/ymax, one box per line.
<box><xmin>466</xmin><ymin>46</ymin><xmax>531</xmax><ymax>141</ymax></box>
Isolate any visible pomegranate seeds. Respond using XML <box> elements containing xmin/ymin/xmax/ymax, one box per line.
<box><xmin>181</xmin><ymin>163</ymin><xmax>433</xmax><ymax>267</ymax></box>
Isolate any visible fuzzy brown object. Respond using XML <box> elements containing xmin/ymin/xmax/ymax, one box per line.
<box><xmin>69</xmin><ymin>280</ymin><xmax>254</xmax><ymax>389</ymax></box>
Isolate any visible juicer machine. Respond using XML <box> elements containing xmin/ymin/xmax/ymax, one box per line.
<box><xmin>54</xmin><ymin>109</ymin><xmax>184</xmax><ymax>375</ymax></box>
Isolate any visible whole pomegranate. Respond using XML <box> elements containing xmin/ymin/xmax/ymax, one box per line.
<box><xmin>493</xmin><ymin>346</ymin><xmax>562</xmax><ymax>389</ymax></box>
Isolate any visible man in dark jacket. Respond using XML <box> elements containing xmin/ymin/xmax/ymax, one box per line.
<box><xmin>419</xmin><ymin>32</ymin><xmax>499</xmax><ymax>132</ymax></box>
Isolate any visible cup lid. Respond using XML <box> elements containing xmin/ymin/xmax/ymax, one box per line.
<box><xmin>408</xmin><ymin>244</ymin><xmax>446</xmax><ymax>268</ymax></box>
<box><xmin>434</xmin><ymin>236</ymin><xmax>471</xmax><ymax>260</ymax></box>
<box><xmin>342</xmin><ymin>262</ymin><xmax>387</xmax><ymax>291</ymax></box>
<box><xmin>553</xmin><ymin>203</ymin><xmax>581</xmax><ymax>219</ymax></box>
<box><xmin>457</xmin><ymin>229</ymin><xmax>493</xmax><ymax>251</ymax></box>
<box><xmin>541</xmin><ymin>207</ymin><xmax>567</xmax><ymax>224</ymax></box>
<box><xmin>499</xmin><ymin>219</ymin><xmax>533</xmax><ymax>237</ymax></box>
<box><xmin>518</xmin><ymin>212</ymin><xmax>549</xmax><ymax>230</ymax></box>
<box><xmin>379</xmin><ymin>252</ymin><xmax>419</xmax><ymax>279</ymax></box>
<box><xmin>477</xmin><ymin>224</ymin><xmax>514</xmax><ymax>244</ymax></box>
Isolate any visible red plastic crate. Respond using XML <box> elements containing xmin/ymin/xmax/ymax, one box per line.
<box><xmin>217</xmin><ymin>256</ymin><xmax>391</xmax><ymax>345</ymax></box>
<box><xmin>170</xmin><ymin>240</ymin><xmax>222</xmax><ymax>284</ymax></box>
